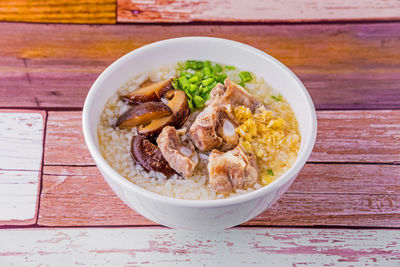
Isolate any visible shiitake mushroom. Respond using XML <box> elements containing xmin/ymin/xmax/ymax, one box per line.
<box><xmin>121</xmin><ymin>78</ymin><xmax>173</xmax><ymax>104</ymax></box>
<box><xmin>138</xmin><ymin>90</ymin><xmax>190</xmax><ymax>139</ymax></box>
<box><xmin>115</xmin><ymin>102</ymin><xmax>172</xmax><ymax>129</ymax></box>
<box><xmin>130</xmin><ymin>135</ymin><xmax>176</xmax><ymax>178</ymax></box>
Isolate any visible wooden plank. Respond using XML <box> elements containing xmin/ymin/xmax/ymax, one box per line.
<box><xmin>0</xmin><ymin>110</ymin><xmax>45</xmax><ymax>225</ymax></box>
<box><xmin>44</xmin><ymin>112</ymin><xmax>92</xmax><ymax>166</ymax></box>
<box><xmin>1</xmin><ymin>228</ymin><xmax>399</xmax><ymax>265</ymax></box>
<box><xmin>38</xmin><ymin>164</ymin><xmax>400</xmax><ymax>227</ymax></box>
<box><xmin>0</xmin><ymin>0</ymin><xmax>115</xmax><ymax>24</ymax></box>
<box><xmin>0</xmin><ymin>110</ymin><xmax>46</xmax><ymax>171</ymax></box>
<box><xmin>39</xmin><ymin>166</ymin><xmax>153</xmax><ymax>226</ymax></box>
<box><xmin>0</xmin><ymin>170</ymin><xmax>40</xmax><ymax>225</ymax></box>
<box><xmin>44</xmin><ymin>110</ymin><xmax>400</xmax><ymax>166</ymax></box>
<box><xmin>118</xmin><ymin>0</ymin><xmax>400</xmax><ymax>23</ymax></box>
<box><xmin>1</xmin><ymin>22</ymin><xmax>400</xmax><ymax>109</ymax></box>
<box><xmin>310</xmin><ymin>110</ymin><xmax>400</xmax><ymax>163</ymax></box>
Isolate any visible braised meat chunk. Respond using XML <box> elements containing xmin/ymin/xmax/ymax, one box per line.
<box><xmin>206</xmin><ymin>78</ymin><xmax>261</xmax><ymax>110</ymax></box>
<box><xmin>157</xmin><ymin>126</ymin><xmax>199</xmax><ymax>178</ymax></box>
<box><xmin>207</xmin><ymin>145</ymin><xmax>258</xmax><ymax>193</ymax></box>
<box><xmin>189</xmin><ymin>105</ymin><xmax>238</xmax><ymax>152</ymax></box>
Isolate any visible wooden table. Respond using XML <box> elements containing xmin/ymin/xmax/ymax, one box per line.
<box><xmin>1</xmin><ymin>1</ymin><xmax>400</xmax><ymax>265</ymax></box>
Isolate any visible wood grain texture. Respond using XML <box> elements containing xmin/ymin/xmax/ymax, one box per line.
<box><xmin>39</xmin><ymin>166</ymin><xmax>153</xmax><ymax>226</ymax></box>
<box><xmin>118</xmin><ymin>0</ymin><xmax>400</xmax><ymax>23</ymax></box>
<box><xmin>0</xmin><ymin>0</ymin><xmax>116</xmax><ymax>24</ymax></box>
<box><xmin>0</xmin><ymin>110</ymin><xmax>45</xmax><ymax>225</ymax></box>
<box><xmin>310</xmin><ymin>110</ymin><xmax>400</xmax><ymax>163</ymax></box>
<box><xmin>44</xmin><ymin>112</ymin><xmax>92</xmax><ymax>166</ymax></box>
<box><xmin>44</xmin><ymin>110</ymin><xmax>400</xmax><ymax>166</ymax></box>
<box><xmin>1</xmin><ymin>228</ymin><xmax>400</xmax><ymax>266</ymax></box>
<box><xmin>0</xmin><ymin>170</ymin><xmax>40</xmax><ymax>225</ymax></box>
<box><xmin>1</xmin><ymin>22</ymin><xmax>400</xmax><ymax>109</ymax></box>
<box><xmin>0</xmin><ymin>110</ymin><xmax>46</xmax><ymax>171</ymax></box>
<box><xmin>38</xmin><ymin>164</ymin><xmax>400</xmax><ymax>227</ymax></box>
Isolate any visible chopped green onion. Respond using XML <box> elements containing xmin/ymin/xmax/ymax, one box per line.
<box><xmin>215</xmin><ymin>73</ymin><xmax>227</xmax><ymax>83</ymax></box>
<box><xmin>239</xmin><ymin>71</ymin><xmax>252</xmax><ymax>83</ymax></box>
<box><xmin>171</xmin><ymin>79</ymin><xmax>179</xmax><ymax>90</ymax></box>
<box><xmin>188</xmin><ymin>76</ymin><xmax>199</xmax><ymax>83</ymax></box>
<box><xmin>271</xmin><ymin>95</ymin><xmax>282</xmax><ymax>101</ymax></box>
<box><xmin>189</xmin><ymin>84</ymin><xmax>198</xmax><ymax>93</ymax></box>
<box><xmin>185</xmin><ymin>60</ymin><xmax>203</xmax><ymax>70</ymax></box>
<box><xmin>212</xmin><ymin>64</ymin><xmax>223</xmax><ymax>73</ymax></box>
<box><xmin>185</xmin><ymin>93</ymin><xmax>194</xmax><ymax>110</ymax></box>
<box><xmin>193</xmin><ymin>95</ymin><xmax>205</xmax><ymax>108</ymax></box>
<box><xmin>200</xmin><ymin>85</ymin><xmax>208</xmax><ymax>94</ymax></box>
<box><xmin>195</xmin><ymin>71</ymin><xmax>203</xmax><ymax>80</ymax></box>
<box><xmin>208</xmin><ymin>81</ymin><xmax>217</xmax><ymax>90</ymax></box>
<box><xmin>202</xmin><ymin>67</ymin><xmax>212</xmax><ymax>76</ymax></box>
<box><xmin>182</xmin><ymin>84</ymin><xmax>189</xmax><ymax>91</ymax></box>
<box><xmin>178</xmin><ymin>76</ymin><xmax>188</xmax><ymax>88</ymax></box>
<box><xmin>176</xmin><ymin>60</ymin><xmax>252</xmax><ymax>110</ymax></box>
<box><xmin>267</xmin><ymin>169</ymin><xmax>274</xmax><ymax>176</ymax></box>
<box><xmin>202</xmin><ymin>77</ymin><xmax>215</xmax><ymax>86</ymax></box>
<box><xmin>176</xmin><ymin>62</ymin><xmax>185</xmax><ymax>71</ymax></box>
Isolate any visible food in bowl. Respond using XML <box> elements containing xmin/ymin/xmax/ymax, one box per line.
<box><xmin>98</xmin><ymin>60</ymin><xmax>300</xmax><ymax>200</ymax></box>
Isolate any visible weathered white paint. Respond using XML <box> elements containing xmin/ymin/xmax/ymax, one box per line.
<box><xmin>0</xmin><ymin>111</ymin><xmax>44</xmax><ymax>224</ymax></box>
<box><xmin>0</xmin><ymin>112</ymin><xmax>44</xmax><ymax>170</ymax></box>
<box><xmin>0</xmin><ymin>170</ymin><xmax>39</xmax><ymax>221</ymax></box>
<box><xmin>0</xmin><ymin>228</ymin><xmax>399</xmax><ymax>266</ymax></box>
<box><xmin>118</xmin><ymin>0</ymin><xmax>400</xmax><ymax>23</ymax></box>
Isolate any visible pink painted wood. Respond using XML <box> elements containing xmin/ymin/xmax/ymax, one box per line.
<box><xmin>44</xmin><ymin>110</ymin><xmax>400</xmax><ymax>166</ymax></box>
<box><xmin>38</xmin><ymin>110</ymin><xmax>400</xmax><ymax>227</ymax></box>
<box><xmin>38</xmin><ymin>164</ymin><xmax>400</xmax><ymax>227</ymax></box>
<box><xmin>0</xmin><ymin>15</ymin><xmax>399</xmax><ymax>265</ymax></box>
<box><xmin>1</xmin><ymin>22</ymin><xmax>400</xmax><ymax>110</ymax></box>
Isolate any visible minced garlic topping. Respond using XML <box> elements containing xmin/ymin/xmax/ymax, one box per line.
<box><xmin>233</xmin><ymin>105</ymin><xmax>300</xmax><ymax>185</ymax></box>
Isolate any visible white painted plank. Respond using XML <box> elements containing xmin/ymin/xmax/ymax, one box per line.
<box><xmin>0</xmin><ymin>111</ymin><xmax>44</xmax><ymax>225</ymax></box>
<box><xmin>0</xmin><ymin>170</ymin><xmax>39</xmax><ymax>222</ymax></box>
<box><xmin>0</xmin><ymin>112</ymin><xmax>44</xmax><ymax>170</ymax></box>
<box><xmin>0</xmin><ymin>228</ymin><xmax>399</xmax><ymax>266</ymax></box>
<box><xmin>118</xmin><ymin>0</ymin><xmax>400</xmax><ymax>23</ymax></box>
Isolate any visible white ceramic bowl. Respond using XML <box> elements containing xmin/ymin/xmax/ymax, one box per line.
<box><xmin>82</xmin><ymin>37</ymin><xmax>317</xmax><ymax>231</ymax></box>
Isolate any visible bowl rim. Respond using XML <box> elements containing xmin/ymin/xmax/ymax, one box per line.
<box><xmin>82</xmin><ymin>36</ymin><xmax>317</xmax><ymax>208</ymax></box>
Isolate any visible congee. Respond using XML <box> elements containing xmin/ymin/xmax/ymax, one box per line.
<box><xmin>98</xmin><ymin>60</ymin><xmax>300</xmax><ymax>200</ymax></box>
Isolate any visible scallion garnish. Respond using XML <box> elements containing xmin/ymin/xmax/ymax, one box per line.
<box><xmin>239</xmin><ymin>71</ymin><xmax>252</xmax><ymax>83</ymax></box>
<box><xmin>202</xmin><ymin>77</ymin><xmax>215</xmax><ymax>86</ymax></box>
<box><xmin>193</xmin><ymin>95</ymin><xmax>205</xmax><ymax>108</ymax></box>
<box><xmin>271</xmin><ymin>95</ymin><xmax>282</xmax><ymax>101</ymax></box>
<box><xmin>173</xmin><ymin>60</ymin><xmax>253</xmax><ymax>110</ymax></box>
<box><xmin>267</xmin><ymin>169</ymin><xmax>274</xmax><ymax>176</ymax></box>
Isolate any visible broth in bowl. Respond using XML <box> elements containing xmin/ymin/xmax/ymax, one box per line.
<box><xmin>98</xmin><ymin>60</ymin><xmax>300</xmax><ymax>200</ymax></box>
